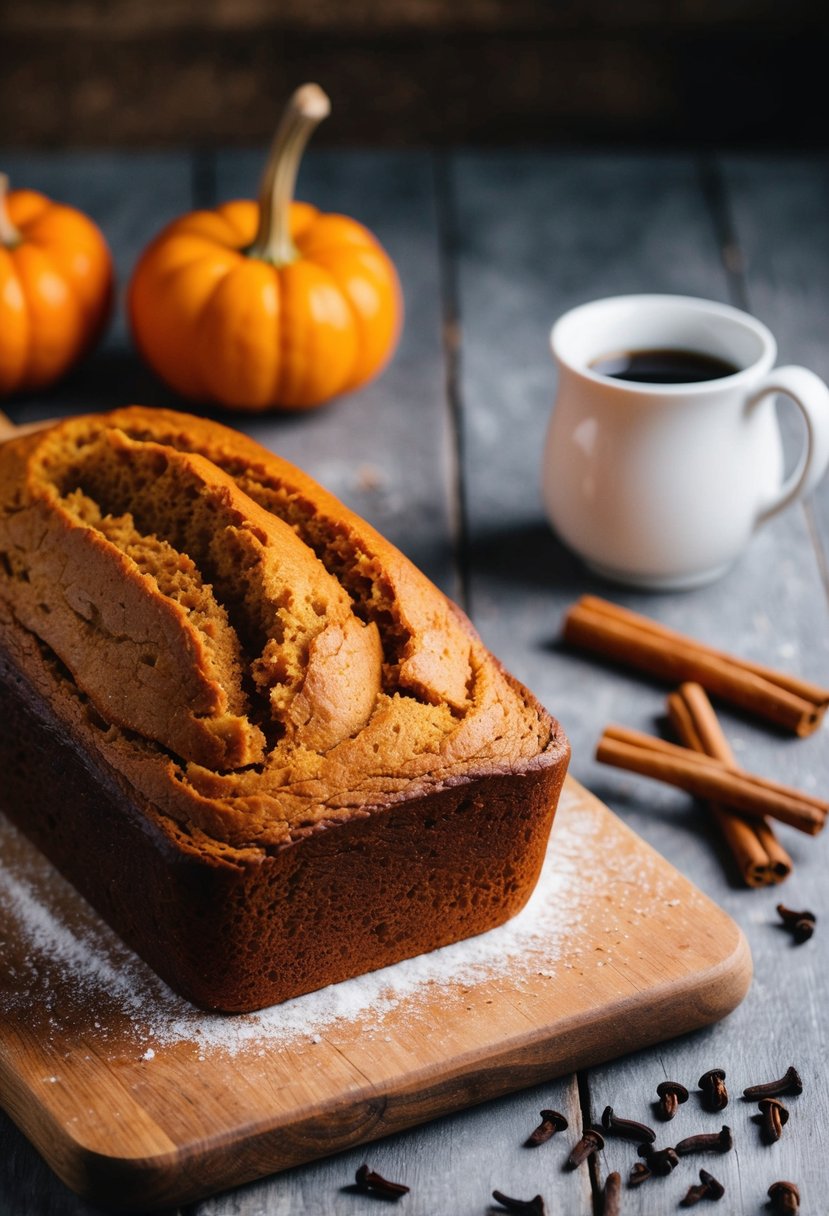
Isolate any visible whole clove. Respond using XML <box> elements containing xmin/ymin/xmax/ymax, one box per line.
<box><xmin>492</xmin><ymin>1190</ymin><xmax>547</xmax><ymax>1216</ymax></box>
<box><xmin>655</xmin><ymin>1080</ymin><xmax>689</xmax><ymax>1120</ymax></box>
<box><xmin>754</xmin><ymin>1097</ymin><xmax>789</xmax><ymax>1144</ymax></box>
<box><xmin>601</xmin><ymin>1105</ymin><xmax>656</xmax><ymax>1143</ymax></box>
<box><xmin>629</xmin><ymin>1161</ymin><xmax>652</xmax><ymax>1187</ymax></box>
<box><xmin>354</xmin><ymin>1164</ymin><xmax>410</xmax><ymax>1199</ymax></box>
<box><xmin>525</xmin><ymin>1109</ymin><xmax>568</xmax><ymax>1146</ymax></box>
<box><xmin>602</xmin><ymin>1170</ymin><xmax>622</xmax><ymax>1215</ymax></box>
<box><xmin>675</xmin><ymin>1126</ymin><xmax>732</xmax><ymax>1156</ymax></box>
<box><xmin>768</xmin><ymin>1180</ymin><xmax>800</xmax><ymax>1214</ymax></box>
<box><xmin>566</xmin><ymin>1127</ymin><xmax>605</xmax><ymax>1169</ymax></box>
<box><xmin>776</xmin><ymin>904</ymin><xmax>816</xmax><ymax>943</ymax></box>
<box><xmin>698</xmin><ymin>1068</ymin><xmax>728</xmax><ymax>1112</ymax></box>
<box><xmin>743</xmin><ymin>1066</ymin><xmax>802</xmax><ymax>1101</ymax></box>
<box><xmin>680</xmin><ymin>1168</ymin><xmax>725</xmax><ymax>1206</ymax></box>
<box><xmin>637</xmin><ymin>1143</ymin><xmax>679</xmax><ymax>1175</ymax></box>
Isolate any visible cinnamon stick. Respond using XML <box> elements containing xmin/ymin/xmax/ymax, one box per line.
<box><xmin>602</xmin><ymin>725</ymin><xmax>828</xmax><ymax>811</ymax></box>
<box><xmin>596</xmin><ymin>725</ymin><xmax>827</xmax><ymax>835</ymax></box>
<box><xmin>668</xmin><ymin>682</ymin><xmax>793</xmax><ymax>887</ymax></box>
<box><xmin>564</xmin><ymin>596</ymin><xmax>829</xmax><ymax>736</ymax></box>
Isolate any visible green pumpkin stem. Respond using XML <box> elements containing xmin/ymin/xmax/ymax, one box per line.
<box><xmin>0</xmin><ymin>174</ymin><xmax>23</xmax><ymax>249</ymax></box>
<box><xmin>248</xmin><ymin>84</ymin><xmax>330</xmax><ymax>266</ymax></box>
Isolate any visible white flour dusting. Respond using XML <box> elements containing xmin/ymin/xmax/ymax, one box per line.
<box><xmin>0</xmin><ymin>793</ymin><xmax>668</xmax><ymax>1058</ymax></box>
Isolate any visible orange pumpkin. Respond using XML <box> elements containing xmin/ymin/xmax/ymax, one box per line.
<box><xmin>0</xmin><ymin>174</ymin><xmax>113</xmax><ymax>397</ymax></box>
<box><xmin>128</xmin><ymin>85</ymin><xmax>402</xmax><ymax>412</ymax></box>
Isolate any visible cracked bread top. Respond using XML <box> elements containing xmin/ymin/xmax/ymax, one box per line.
<box><xmin>0</xmin><ymin>407</ymin><xmax>559</xmax><ymax>850</ymax></box>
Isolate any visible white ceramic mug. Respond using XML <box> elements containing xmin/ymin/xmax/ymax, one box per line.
<box><xmin>542</xmin><ymin>294</ymin><xmax>829</xmax><ymax>589</ymax></box>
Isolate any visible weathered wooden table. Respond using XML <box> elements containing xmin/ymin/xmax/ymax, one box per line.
<box><xmin>1</xmin><ymin>147</ymin><xmax>827</xmax><ymax>1214</ymax></box>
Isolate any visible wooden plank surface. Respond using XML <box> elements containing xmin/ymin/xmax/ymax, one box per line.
<box><xmin>1</xmin><ymin>147</ymin><xmax>828</xmax><ymax>1214</ymax></box>
<box><xmin>720</xmin><ymin>153</ymin><xmax>829</xmax><ymax>584</ymax></box>
<box><xmin>583</xmin><ymin>154</ymin><xmax>829</xmax><ymax>1213</ymax></box>
<box><xmin>451</xmin><ymin>149</ymin><xmax>829</xmax><ymax>1214</ymax></box>
<box><xmin>0</xmin><ymin>780</ymin><xmax>748</xmax><ymax>1212</ymax></box>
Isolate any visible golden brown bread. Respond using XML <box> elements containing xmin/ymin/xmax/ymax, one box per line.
<box><xmin>0</xmin><ymin>407</ymin><xmax>569</xmax><ymax>1011</ymax></box>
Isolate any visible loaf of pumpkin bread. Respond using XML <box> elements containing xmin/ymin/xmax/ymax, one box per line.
<box><xmin>0</xmin><ymin>407</ymin><xmax>569</xmax><ymax>1012</ymax></box>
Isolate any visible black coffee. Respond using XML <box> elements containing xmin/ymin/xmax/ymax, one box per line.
<box><xmin>590</xmin><ymin>348</ymin><xmax>741</xmax><ymax>385</ymax></box>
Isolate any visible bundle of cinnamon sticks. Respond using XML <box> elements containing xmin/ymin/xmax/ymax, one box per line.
<box><xmin>563</xmin><ymin>596</ymin><xmax>829</xmax><ymax>887</ymax></box>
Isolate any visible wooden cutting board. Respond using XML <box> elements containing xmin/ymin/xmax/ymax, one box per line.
<box><xmin>0</xmin><ymin>777</ymin><xmax>751</xmax><ymax>1212</ymax></box>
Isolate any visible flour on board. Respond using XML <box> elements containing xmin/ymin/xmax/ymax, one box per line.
<box><xmin>0</xmin><ymin>789</ymin><xmax>673</xmax><ymax>1057</ymax></box>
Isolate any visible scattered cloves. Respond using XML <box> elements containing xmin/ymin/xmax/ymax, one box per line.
<box><xmin>525</xmin><ymin>1109</ymin><xmax>568</xmax><ymax>1146</ymax></box>
<box><xmin>354</xmin><ymin>1164</ymin><xmax>410</xmax><ymax>1199</ymax></box>
<box><xmin>601</xmin><ymin>1105</ymin><xmax>656</xmax><ymax>1143</ymax></box>
<box><xmin>601</xmin><ymin>1170</ymin><xmax>621</xmax><ymax>1215</ymax></box>
<box><xmin>637</xmin><ymin>1143</ymin><xmax>679</xmax><ymax>1175</ymax></box>
<box><xmin>675</xmin><ymin>1125</ymin><xmax>733</xmax><ymax>1156</ymax></box>
<box><xmin>628</xmin><ymin>1161</ymin><xmax>652</xmax><ymax>1187</ymax></box>
<box><xmin>743</xmin><ymin>1066</ymin><xmax>802</xmax><ymax>1101</ymax></box>
<box><xmin>680</xmin><ymin>1168</ymin><xmax>725</xmax><ymax>1206</ymax></box>
<box><xmin>754</xmin><ymin>1097</ymin><xmax>789</xmax><ymax>1144</ymax></box>
<box><xmin>491</xmin><ymin>1189</ymin><xmax>547</xmax><ymax>1216</ymax></box>
<box><xmin>776</xmin><ymin>904</ymin><xmax>816</xmax><ymax>944</ymax></box>
<box><xmin>698</xmin><ymin>1069</ymin><xmax>728</xmax><ymax>1112</ymax></box>
<box><xmin>655</xmin><ymin>1080</ymin><xmax>689</xmax><ymax>1120</ymax></box>
<box><xmin>566</xmin><ymin>1127</ymin><xmax>605</xmax><ymax>1169</ymax></box>
<box><xmin>768</xmin><ymin>1180</ymin><xmax>800</xmax><ymax>1214</ymax></box>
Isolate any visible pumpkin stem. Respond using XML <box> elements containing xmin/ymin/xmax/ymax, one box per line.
<box><xmin>0</xmin><ymin>174</ymin><xmax>22</xmax><ymax>249</ymax></box>
<box><xmin>248</xmin><ymin>84</ymin><xmax>330</xmax><ymax>266</ymax></box>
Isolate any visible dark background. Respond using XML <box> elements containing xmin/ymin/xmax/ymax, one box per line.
<box><xmin>2</xmin><ymin>0</ymin><xmax>828</xmax><ymax>149</ymax></box>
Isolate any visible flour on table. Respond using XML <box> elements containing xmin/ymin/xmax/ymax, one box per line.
<box><xmin>0</xmin><ymin>793</ymin><xmax>668</xmax><ymax>1057</ymax></box>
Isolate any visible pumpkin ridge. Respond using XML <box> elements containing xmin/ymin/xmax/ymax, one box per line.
<box><xmin>269</xmin><ymin>266</ymin><xmax>284</xmax><ymax>407</ymax></box>
<box><xmin>214</xmin><ymin>199</ymin><xmax>260</xmax><ymax>247</ymax></box>
<box><xmin>310</xmin><ymin>256</ymin><xmax>365</xmax><ymax>391</ymax></box>
<box><xmin>0</xmin><ymin>250</ymin><xmax>30</xmax><ymax>394</ymax></box>
<box><xmin>150</xmin><ymin>242</ymin><xmax>241</xmax><ymax>293</ymax></box>
<box><xmin>7</xmin><ymin>189</ymin><xmax>52</xmax><ymax>232</ymax></box>
<box><xmin>193</xmin><ymin>260</ymin><xmax>268</xmax><ymax>406</ymax></box>
<box><xmin>17</xmin><ymin>244</ymin><xmax>86</xmax><ymax>393</ymax></box>
<box><xmin>163</xmin><ymin>209</ymin><xmax>246</xmax><ymax>248</ymax></box>
<box><xmin>275</xmin><ymin>263</ymin><xmax>290</xmax><ymax>406</ymax></box>
<box><xmin>18</xmin><ymin>202</ymin><xmax>83</xmax><ymax>250</ymax></box>
<box><xmin>36</xmin><ymin>239</ymin><xmax>88</xmax><ymax>355</ymax></box>
<box><xmin>295</xmin><ymin>212</ymin><xmax>380</xmax><ymax>257</ymax></box>
<box><xmin>10</xmin><ymin>252</ymin><xmax>36</xmax><ymax>394</ymax></box>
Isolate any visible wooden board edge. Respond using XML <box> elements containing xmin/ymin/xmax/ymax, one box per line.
<box><xmin>0</xmin><ymin>1053</ymin><xmax>181</xmax><ymax>1212</ymax></box>
<box><xmin>41</xmin><ymin>926</ymin><xmax>752</xmax><ymax>1211</ymax></box>
<box><xmin>1</xmin><ymin>778</ymin><xmax>755</xmax><ymax>1210</ymax></box>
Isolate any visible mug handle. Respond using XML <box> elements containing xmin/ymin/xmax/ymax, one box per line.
<box><xmin>749</xmin><ymin>365</ymin><xmax>829</xmax><ymax>525</ymax></box>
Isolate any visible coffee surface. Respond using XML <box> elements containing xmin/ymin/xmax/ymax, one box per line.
<box><xmin>590</xmin><ymin>348</ymin><xmax>741</xmax><ymax>384</ymax></box>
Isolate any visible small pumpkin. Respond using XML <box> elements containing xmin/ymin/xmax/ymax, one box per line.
<box><xmin>0</xmin><ymin>174</ymin><xmax>113</xmax><ymax>398</ymax></box>
<box><xmin>128</xmin><ymin>84</ymin><xmax>402</xmax><ymax>412</ymax></box>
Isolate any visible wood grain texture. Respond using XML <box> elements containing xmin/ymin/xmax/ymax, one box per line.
<box><xmin>189</xmin><ymin>1077</ymin><xmax>589</xmax><ymax>1216</ymax></box>
<box><xmin>0</xmin><ymin>780</ymin><xmax>749</xmax><ymax>1212</ymax></box>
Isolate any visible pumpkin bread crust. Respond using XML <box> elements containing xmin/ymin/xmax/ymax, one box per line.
<box><xmin>0</xmin><ymin>407</ymin><xmax>569</xmax><ymax>1010</ymax></box>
